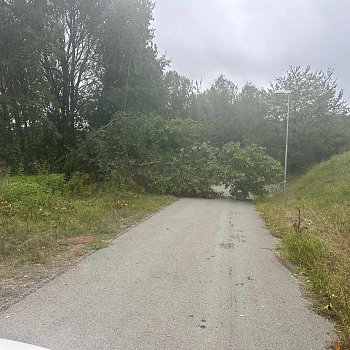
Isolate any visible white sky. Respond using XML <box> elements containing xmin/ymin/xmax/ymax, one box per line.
<box><xmin>153</xmin><ymin>0</ymin><xmax>350</xmax><ymax>100</ymax></box>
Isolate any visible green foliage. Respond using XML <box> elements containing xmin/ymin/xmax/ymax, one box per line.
<box><xmin>190</xmin><ymin>77</ymin><xmax>268</xmax><ymax>147</ymax></box>
<box><xmin>0</xmin><ymin>0</ymin><xmax>57</xmax><ymax>172</ymax></box>
<box><xmin>2</xmin><ymin>0</ymin><xmax>349</xmax><ymax>184</ymax></box>
<box><xmin>71</xmin><ymin>114</ymin><xmax>282</xmax><ymax>199</ymax></box>
<box><xmin>219</xmin><ymin>143</ymin><xmax>283</xmax><ymax>199</ymax></box>
<box><xmin>0</xmin><ymin>174</ymin><xmax>175</xmax><ymax>263</ymax></box>
<box><xmin>0</xmin><ymin>175</ymin><xmax>69</xmax><ymax>227</ymax></box>
<box><xmin>0</xmin><ymin>0</ymin><xmax>162</xmax><ymax>171</ymax></box>
<box><xmin>265</xmin><ymin>66</ymin><xmax>350</xmax><ymax>172</ymax></box>
<box><xmin>286</xmin><ymin>152</ymin><xmax>350</xmax><ymax>236</ymax></box>
<box><xmin>0</xmin><ymin>174</ymin><xmax>70</xmax><ymax>261</ymax></box>
<box><xmin>164</xmin><ymin>71</ymin><xmax>196</xmax><ymax>119</ymax></box>
<box><xmin>189</xmin><ymin>68</ymin><xmax>350</xmax><ymax>174</ymax></box>
<box><xmin>283</xmin><ymin>234</ymin><xmax>325</xmax><ymax>267</ymax></box>
<box><xmin>90</xmin><ymin>0</ymin><xmax>168</xmax><ymax>127</ymax></box>
<box><xmin>144</xmin><ymin>142</ymin><xmax>220</xmax><ymax>197</ymax></box>
<box><xmin>282</xmin><ymin>232</ymin><xmax>336</xmax><ymax>324</ymax></box>
<box><xmin>65</xmin><ymin>172</ymin><xmax>93</xmax><ymax>196</ymax></box>
<box><xmin>81</xmin><ymin>114</ymin><xmax>218</xmax><ymax>197</ymax></box>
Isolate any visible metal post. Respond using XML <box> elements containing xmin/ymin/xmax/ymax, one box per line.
<box><xmin>283</xmin><ymin>94</ymin><xmax>290</xmax><ymax>192</ymax></box>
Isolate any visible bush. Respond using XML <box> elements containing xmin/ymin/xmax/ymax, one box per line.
<box><xmin>0</xmin><ymin>174</ymin><xmax>70</xmax><ymax>261</ymax></box>
<box><xmin>65</xmin><ymin>172</ymin><xmax>93</xmax><ymax>196</ymax></box>
<box><xmin>0</xmin><ymin>174</ymin><xmax>66</xmax><ymax>211</ymax></box>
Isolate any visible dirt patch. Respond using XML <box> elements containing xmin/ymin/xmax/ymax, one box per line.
<box><xmin>68</xmin><ymin>235</ymin><xmax>98</xmax><ymax>245</ymax></box>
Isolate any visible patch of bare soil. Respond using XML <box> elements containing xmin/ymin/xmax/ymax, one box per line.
<box><xmin>67</xmin><ymin>235</ymin><xmax>98</xmax><ymax>245</ymax></box>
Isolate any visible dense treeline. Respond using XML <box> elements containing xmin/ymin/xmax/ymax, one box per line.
<box><xmin>1</xmin><ymin>0</ymin><xmax>349</xmax><ymax>197</ymax></box>
<box><xmin>0</xmin><ymin>0</ymin><xmax>166</xmax><ymax>170</ymax></box>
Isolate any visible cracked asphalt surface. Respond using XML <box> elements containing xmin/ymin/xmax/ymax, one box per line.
<box><xmin>0</xmin><ymin>198</ymin><xmax>335</xmax><ymax>349</ymax></box>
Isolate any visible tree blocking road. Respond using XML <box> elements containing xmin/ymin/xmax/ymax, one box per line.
<box><xmin>0</xmin><ymin>199</ymin><xmax>335</xmax><ymax>349</ymax></box>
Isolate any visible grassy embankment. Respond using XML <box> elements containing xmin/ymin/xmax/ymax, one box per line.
<box><xmin>258</xmin><ymin>151</ymin><xmax>350</xmax><ymax>348</ymax></box>
<box><xmin>0</xmin><ymin>173</ymin><xmax>175</xmax><ymax>286</ymax></box>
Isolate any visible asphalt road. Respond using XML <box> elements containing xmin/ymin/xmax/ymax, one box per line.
<box><xmin>0</xmin><ymin>198</ymin><xmax>335</xmax><ymax>349</ymax></box>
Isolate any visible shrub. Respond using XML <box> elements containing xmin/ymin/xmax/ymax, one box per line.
<box><xmin>65</xmin><ymin>172</ymin><xmax>93</xmax><ymax>196</ymax></box>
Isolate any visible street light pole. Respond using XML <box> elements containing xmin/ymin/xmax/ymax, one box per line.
<box><xmin>275</xmin><ymin>90</ymin><xmax>291</xmax><ymax>192</ymax></box>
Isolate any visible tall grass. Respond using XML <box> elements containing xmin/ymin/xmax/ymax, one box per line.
<box><xmin>0</xmin><ymin>173</ymin><xmax>175</xmax><ymax>264</ymax></box>
<box><xmin>258</xmin><ymin>151</ymin><xmax>350</xmax><ymax>348</ymax></box>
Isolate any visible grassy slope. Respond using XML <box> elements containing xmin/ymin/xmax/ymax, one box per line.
<box><xmin>258</xmin><ymin>151</ymin><xmax>350</xmax><ymax>348</ymax></box>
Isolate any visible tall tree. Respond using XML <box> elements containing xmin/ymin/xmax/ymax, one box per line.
<box><xmin>0</xmin><ymin>0</ymin><xmax>53</xmax><ymax>171</ymax></box>
<box><xmin>191</xmin><ymin>74</ymin><xmax>238</xmax><ymax>122</ymax></box>
<box><xmin>163</xmin><ymin>70</ymin><xmax>195</xmax><ymax>119</ymax></box>
<box><xmin>265</xmin><ymin>66</ymin><xmax>350</xmax><ymax>171</ymax></box>
<box><xmin>232</xmin><ymin>83</ymin><xmax>268</xmax><ymax>145</ymax></box>
<box><xmin>1</xmin><ymin>0</ymin><xmax>166</xmax><ymax>171</ymax></box>
<box><xmin>190</xmin><ymin>75</ymin><xmax>248</xmax><ymax>145</ymax></box>
<box><xmin>91</xmin><ymin>0</ymin><xmax>167</xmax><ymax>127</ymax></box>
<box><xmin>40</xmin><ymin>0</ymin><xmax>105</xmax><ymax>150</ymax></box>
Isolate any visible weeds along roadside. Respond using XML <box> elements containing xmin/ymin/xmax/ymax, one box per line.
<box><xmin>0</xmin><ymin>172</ymin><xmax>175</xmax><ymax>265</ymax></box>
<box><xmin>257</xmin><ymin>152</ymin><xmax>350</xmax><ymax>348</ymax></box>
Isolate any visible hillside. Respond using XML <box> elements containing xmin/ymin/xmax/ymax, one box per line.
<box><xmin>258</xmin><ymin>151</ymin><xmax>350</xmax><ymax>348</ymax></box>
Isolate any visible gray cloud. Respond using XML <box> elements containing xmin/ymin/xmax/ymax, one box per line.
<box><xmin>153</xmin><ymin>0</ymin><xmax>350</xmax><ymax>100</ymax></box>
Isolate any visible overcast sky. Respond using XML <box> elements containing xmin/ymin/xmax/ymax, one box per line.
<box><xmin>153</xmin><ymin>0</ymin><xmax>350</xmax><ymax>100</ymax></box>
